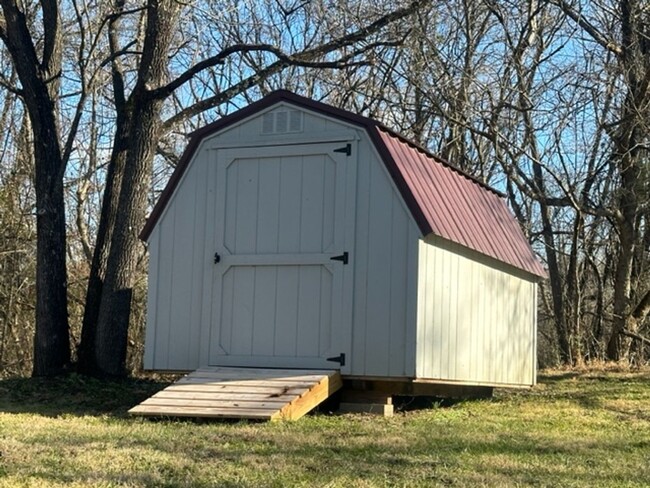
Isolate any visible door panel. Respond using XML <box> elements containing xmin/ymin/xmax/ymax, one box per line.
<box><xmin>209</xmin><ymin>142</ymin><xmax>354</xmax><ymax>370</ymax></box>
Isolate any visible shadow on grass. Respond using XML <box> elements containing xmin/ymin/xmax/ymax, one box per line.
<box><xmin>537</xmin><ymin>371</ymin><xmax>581</xmax><ymax>382</ymax></box>
<box><xmin>0</xmin><ymin>374</ymin><xmax>171</xmax><ymax>417</ymax></box>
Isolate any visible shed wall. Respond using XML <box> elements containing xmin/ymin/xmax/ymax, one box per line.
<box><xmin>144</xmin><ymin>104</ymin><xmax>420</xmax><ymax>376</ymax></box>
<box><xmin>416</xmin><ymin>235</ymin><xmax>537</xmax><ymax>386</ymax></box>
<box><xmin>351</xmin><ymin>135</ymin><xmax>420</xmax><ymax>377</ymax></box>
<box><xmin>144</xmin><ymin>141</ymin><xmax>212</xmax><ymax>370</ymax></box>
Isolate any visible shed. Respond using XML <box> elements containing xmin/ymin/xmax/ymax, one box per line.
<box><xmin>141</xmin><ymin>90</ymin><xmax>547</xmax><ymax>389</ymax></box>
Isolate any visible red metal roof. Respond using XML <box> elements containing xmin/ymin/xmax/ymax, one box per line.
<box><xmin>375</xmin><ymin>129</ymin><xmax>547</xmax><ymax>278</ymax></box>
<box><xmin>141</xmin><ymin>90</ymin><xmax>547</xmax><ymax>279</ymax></box>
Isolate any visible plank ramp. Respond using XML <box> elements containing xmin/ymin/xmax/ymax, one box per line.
<box><xmin>129</xmin><ymin>367</ymin><xmax>342</xmax><ymax>421</ymax></box>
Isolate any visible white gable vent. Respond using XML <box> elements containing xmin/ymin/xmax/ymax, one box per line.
<box><xmin>261</xmin><ymin>109</ymin><xmax>303</xmax><ymax>134</ymax></box>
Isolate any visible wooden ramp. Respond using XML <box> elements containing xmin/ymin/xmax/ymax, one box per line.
<box><xmin>129</xmin><ymin>367</ymin><xmax>342</xmax><ymax>421</ymax></box>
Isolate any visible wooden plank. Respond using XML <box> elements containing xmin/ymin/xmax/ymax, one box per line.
<box><xmin>296</xmin><ymin>266</ymin><xmax>321</xmax><ymax>357</ymax></box>
<box><xmin>277</xmin><ymin>156</ymin><xmax>302</xmax><ymax>253</ymax></box>
<box><xmin>388</xmin><ymin>193</ymin><xmax>408</xmax><ymax>376</ymax></box>
<box><xmin>274</xmin><ymin>266</ymin><xmax>299</xmax><ymax>356</ymax></box>
<box><xmin>193</xmin><ymin>367</ymin><xmax>334</xmax><ymax>374</ymax></box>
<box><xmin>278</xmin><ymin>372</ymin><xmax>342</xmax><ymax>420</ymax></box>
<box><xmin>177</xmin><ymin>377</ymin><xmax>320</xmax><ymax>388</ymax></box>
<box><xmin>299</xmin><ymin>154</ymin><xmax>325</xmax><ymax>253</ymax></box>
<box><xmin>152</xmin><ymin>391</ymin><xmax>301</xmax><ymax>402</ymax></box>
<box><xmin>252</xmin><ymin>266</ymin><xmax>277</xmax><ymax>356</ymax></box>
<box><xmin>255</xmin><ymin>157</ymin><xmax>281</xmax><ymax>254</ymax></box>
<box><xmin>138</xmin><ymin>398</ymin><xmax>289</xmax><ymax>409</ymax></box>
<box><xmin>129</xmin><ymin>405</ymin><xmax>276</xmax><ymax>419</ymax></box>
<box><xmin>143</xmin><ymin>231</ymin><xmax>160</xmax><ymax>370</ymax></box>
<box><xmin>130</xmin><ymin>367</ymin><xmax>342</xmax><ymax>421</ymax></box>
<box><xmin>186</xmin><ymin>369</ymin><xmax>332</xmax><ymax>380</ymax></box>
<box><xmin>220</xmin><ymin>253</ymin><xmax>336</xmax><ymax>266</ymax></box>
<box><xmin>234</xmin><ymin>157</ymin><xmax>259</xmax><ymax>254</ymax></box>
<box><xmin>230</xmin><ymin>266</ymin><xmax>255</xmax><ymax>356</ymax></box>
<box><xmin>161</xmin><ymin>384</ymin><xmax>311</xmax><ymax>394</ymax></box>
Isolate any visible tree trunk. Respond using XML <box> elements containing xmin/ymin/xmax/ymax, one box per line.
<box><xmin>0</xmin><ymin>0</ymin><xmax>70</xmax><ymax>376</ymax></box>
<box><xmin>605</xmin><ymin>0</ymin><xmax>648</xmax><ymax>360</ymax></box>
<box><xmin>76</xmin><ymin>122</ymin><xmax>129</xmax><ymax>373</ymax></box>
<box><xmin>77</xmin><ymin>0</ymin><xmax>131</xmax><ymax>374</ymax></box>
<box><xmin>93</xmin><ymin>0</ymin><xmax>180</xmax><ymax>376</ymax></box>
<box><xmin>32</xmin><ymin>125</ymin><xmax>70</xmax><ymax>376</ymax></box>
<box><xmin>93</xmin><ymin>98</ymin><xmax>161</xmax><ymax>376</ymax></box>
<box><xmin>606</xmin><ymin>175</ymin><xmax>639</xmax><ymax>360</ymax></box>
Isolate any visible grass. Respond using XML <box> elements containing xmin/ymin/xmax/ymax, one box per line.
<box><xmin>0</xmin><ymin>370</ymin><xmax>649</xmax><ymax>487</ymax></box>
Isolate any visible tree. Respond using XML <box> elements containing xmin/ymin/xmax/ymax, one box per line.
<box><xmin>0</xmin><ymin>0</ymin><xmax>71</xmax><ymax>375</ymax></box>
<box><xmin>551</xmin><ymin>0</ymin><xmax>650</xmax><ymax>360</ymax></box>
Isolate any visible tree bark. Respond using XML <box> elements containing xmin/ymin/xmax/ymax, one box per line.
<box><xmin>0</xmin><ymin>0</ymin><xmax>70</xmax><ymax>376</ymax></box>
<box><xmin>77</xmin><ymin>118</ymin><xmax>129</xmax><ymax>373</ymax></box>
<box><xmin>605</xmin><ymin>0</ymin><xmax>648</xmax><ymax>360</ymax></box>
<box><xmin>93</xmin><ymin>0</ymin><xmax>179</xmax><ymax>376</ymax></box>
<box><xmin>77</xmin><ymin>1</ymin><xmax>131</xmax><ymax>372</ymax></box>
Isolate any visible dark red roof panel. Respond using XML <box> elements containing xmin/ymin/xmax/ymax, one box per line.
<box><xmin>141</xmin><ymin>90</ymin><xmax>547</xmax><ymax>279</ymax></box>
<box><xmin>376</xmin><ymin>128</ymin><xmax>547</xmax><ymax>278</ymax></box>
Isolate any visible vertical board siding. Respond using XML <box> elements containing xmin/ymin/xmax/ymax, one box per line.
<box><xmin>146</xmin><ymin>146</ymin><xmax>211</xmax><ymax>370</ymax></box>
<box><xmin>146</xmin><ymin>108</ymin><xmax>419</xmax><ymax>375</ymax></box>
<box><xmin>416</xmin><ymin>236</ymin><xmax>537</xmax><ymax>386</ymax></box>
<box><xmin>350</xmin><ymin>138</ymin><xmax>419</xmax><ymax>377</ymax></box>
<box><xmin>143</xmin><ymin>229</ymin><xmax>160</xmax><ymax>369</ymax></box>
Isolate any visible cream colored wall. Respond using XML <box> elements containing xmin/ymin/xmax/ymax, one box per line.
<box><xmin>416</xmin><ymin>235</ymin><xmax>537</xmax><ymax>386</ymax></box>
<box><xmin>350</xmin><ymin>135</ymin><xmax>420</xmax><ymax>377</ymax></box>
<box><xmin>144</xmin><ymin>104</ymin><xmax>420</xmax><ymax>375</ymax></box>
<box><xmin>143</xmin><ymin>141</ymin><xmax>212</xmax><ymax>370</ymax></box>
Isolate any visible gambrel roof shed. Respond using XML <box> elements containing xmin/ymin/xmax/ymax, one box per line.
<box><xmin>142</xmin><ymin>90</ymin><xmax>545</xmax><ymax>389</ymax></box>
<box><xmin>142</xmin><ymin>90</ymin><xmax>546</xmax><ymax>279</ymax></box>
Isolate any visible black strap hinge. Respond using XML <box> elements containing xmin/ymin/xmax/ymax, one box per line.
<box><xmin>330</xmin><ymin>252</ymin><xmax>348</xmax><ymax>265</ymax></box>
<box><xmin>333</xmin><ymin>143</ymin><xmax>351</xmax><ymax>156</ymax></box>
<box><xmin>326</xmin><ymin>353</ymin><xmax>345</xmax><ymax>366</ymax></box>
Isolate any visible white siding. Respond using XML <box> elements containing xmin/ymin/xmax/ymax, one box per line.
<box><xmin>144</xmin><ymin>145</ymin><xmax>212</xmax><ymax>370</ymax></box>
<box><xmin>416</xmin><ymin>235</ymin><xmax>537</xmax><ymax>386</ymax></box>
<box><xmin>145</xmin><ymin>105</ymin><xmax>420</xmax><ymax>375</ymax></box>
<box><xmin>350</xmin><ymin>136</ymin><xmax>420</xmax><ymax>377</ymax></box>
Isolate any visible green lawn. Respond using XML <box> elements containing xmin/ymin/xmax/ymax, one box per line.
<box><xmin>1</xmin><ymin>369</ymin><xmax>649</xmax><ymax>487</ymax></box>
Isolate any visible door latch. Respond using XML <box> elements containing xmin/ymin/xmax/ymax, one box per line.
<box><xmin>214</xmin><ymin>252</ymin><xmax>220</xmax><ymax>264</ymax></box>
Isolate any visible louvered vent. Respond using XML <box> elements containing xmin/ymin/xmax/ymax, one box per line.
<box><xmin>262</xmin><ymin>112</ymin><xmax>274</xmax><ymax>134</ymax></box>
<box><xmin>260</xmin><ymin>109</ymin><xmax>303</xmax><ymax>134</ymax></box>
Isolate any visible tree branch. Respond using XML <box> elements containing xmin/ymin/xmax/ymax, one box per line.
<box><xmin>152</xmin><ymin>0</ymin><xmax>426</xmax><ymax>100</ymax></box>
<box><xmin>0</xmin><ymin>73</ymin><xmax>23</xmax><ymax>96</ymax></box>
<box><xmin>161</xmin><ymin>58</ymin><xmax>287</xmax><ymax>129</ymax></box>
<box><xmin>550</xmin><ymin>0</ymin><xmax>622</xmax><ymax>56</ymax></box>
<box><xmin>40</xmin><ymin>0</ymin><xmax>61</xmax><ymax>73</ymax></box>
<box><xmin>629</xmin><ymin>288</ymin><xmax>650</xmax><ymax>327</ymax></box>
<box><xmin>620</xmin><ymin>329</ymin><xmax>650</xmax><ymax>345</ymax></box>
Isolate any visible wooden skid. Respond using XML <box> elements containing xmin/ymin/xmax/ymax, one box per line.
<box><xmin>129</xmin><ymin>367</ymin><xmax>342</xmax><ymax>421</ymax></box>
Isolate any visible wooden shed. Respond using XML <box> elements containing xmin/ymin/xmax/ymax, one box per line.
<box><xmin>140</xmin><ymin>90</ymin><xmax>547</xmax><ymax>390</ymax></box>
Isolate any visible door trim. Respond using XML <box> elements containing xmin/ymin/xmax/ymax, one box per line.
<box><xmin>207</xmin><ymin>141</ymin><xmax>357</xmax><ymax>373</ymax></box>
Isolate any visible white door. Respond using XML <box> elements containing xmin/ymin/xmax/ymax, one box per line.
<box><xmin>208</xmin><ymin>142</ymin><xmax>356</xmax><ymax>371</ymax></box>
